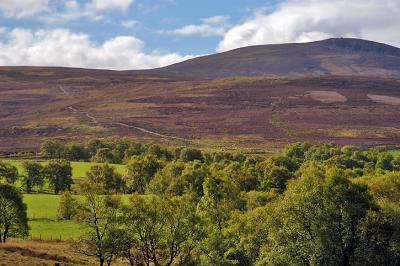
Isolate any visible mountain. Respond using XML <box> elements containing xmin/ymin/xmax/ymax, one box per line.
<box><xmin>144</xmin><ymin>38</ymin><xmax>400</xmax><ymax>79</ymax></box>
<box><xmin>1</xmin><ymin>38</ymin><xmax>400</xmax><ymax>153</ymax></box>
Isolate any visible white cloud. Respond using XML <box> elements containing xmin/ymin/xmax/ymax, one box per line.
<box><xmin>0</xmin><ymin>28</ymin><xmax>193</xmax><ymax>70</ymax></box>
<box><xmin>0</xmin><ymin>0</ymin><xmax>49</xmax><ymax>18</ymax></box>
<box><xmin>65</xmin><ymin>0</ymin><xmax>79</xmax><ymax>11</ymax></box>
<box><xmin>167</xmin><ymin>15</ymin><xmax>230</xmax><ymax>37</ymax></box>
<box><xmin>218</xmin><ymin>0</ymin><xmax>400</xmax><ymax>52</ymax></box>
<box><xmin>86</xmin><ymin>0</ymin><xmax>134</xmax><ymax>12</ymax></box>
<box><xmin>121</xmin><ymin>20</ymin><xmax>139</xmax><ymax>29</ymax></box>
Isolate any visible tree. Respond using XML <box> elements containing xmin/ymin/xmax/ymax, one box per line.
<box><xmin>66</xmin><ymin>143</ymin><xmax>90</xmax><ymax>161</ymax></box>
<box><xmin>21</xmin><ymin>161</ymin><xmax>44</xmax><ymax>193</ymax></box>
<box><xmin>86</xmin><ymin>164</ymin><xmax>124</xmax><ymax>193</ymax></box>
<box><xmin>261</xmin><ymin>165</ymin><xmax>293</xmax><ymax>192</ymax></box>
<box><xmin>91</xmin><ymin>148</ymin><xmax>115</xmax><ymax>163</ymax></box>
<box><xmin>58</xmin><ymin>192</ymin><xmax>78</xmax><ymax>220</ymax></box>
<box><xmin>0</xmin><ymin>161</ymin><xmax>18</xmax><ymax>184</ymax></box>
<box><xmin>121</xmin><ymin>194</ymin><xmax>201</xmax><ymax>266</ymax></box>
<box><xmin>0</xmin><ymin>184</ymin><xmax>28</xmax><ymax>243</ymax></box>
<box><xmin>164</xmin><ymin>161</ymin><xmax>208</xmax><ymax>197</ymax></box>
<box><xmin>40</xmin><ymin>140</ymin><xmax>65</xmax><ymax>158</ymax></box>
<box><xmin>376</xmin><ymin>153</ymin><xmax>394</xmax><ymax>171</ymax></box>
<box><xmin>263</xmin><ymin>164</ymin><xmax>375</xmax><ymax>265</ymax></box>
<box><xmin>180</xmin><ymin>148</ymin><xmax>204</xmax><ymax>162</ymax></box>
<box><xmin>74</xmin><ymin>181</ymin><xmax>122</xmax><ymax>266</ymax></box>
<box><xmin>196</xmin><ymin>166</ymin><xmax>244</xmax><ymax>265</ymax></box>
<box><xmin>44</xmin><ymin>160</ymin><xmax>73</xmax><ymax>194</ymax></box>
<box><xmin>146</xmin><ymin>161</ymin><xmax>185</xmax><ymax>195</ymax></box>
<box><xmin>123</xmin><ymin>155</ymin><xmax>162</xmax><ymax>193</ymax></box>
<box><xmin>355</xmin><ymin>172</ymin><xmax>400</xmax><ymax>264</ymax></box>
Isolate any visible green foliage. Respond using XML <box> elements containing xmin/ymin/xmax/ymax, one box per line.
<box><xmin>74</xmin><ymin>181</ymin><xmax>122</xmax><ymax>266</ymax></box>
<box><xmin>376</xmin><ymin>153</ymin><xmax>394</xmax><ymax>171</ymax></box>
<box><xmin>57</xmin><ymin>192</ymin><xmax>78</xmax><ymax>220</ymax></box>
<box><xmin>40</xmin><ymin>140</ymin><xmax>65</xmax><ymax>158</ymax></box>
<box><xmin>180</xmin><ymin>147</ymin><xmax>204</xmax><ymax>162</ymax></box>
<box><xmin>44</xmin><ymin>160</ymin><xmax>73</xmax><ymax>194</ymax></box>
<box><xmin>21</xmin><ymin>161</ymin><xmax>44</xmax><ymax>193</ymax></box>
<box><xmin>263</xmin><ymin>164</ymin><xmax>375</xmax><ymax>265</ymax></box>
<box><xmin>123</xmin><ymin>155</ymin><xmax>162</xmax><ymax>193</ymax></box>
<box><xmin>121</xmin><ymin>194</ymin><xmax>201</xmax><ymax>265</ymax></box>
<box><xmin>0</xmin><ymin>184</ymin><xmax>28</xmax><ymax>242</ymax></box>
<box><xmin>86</xmin><ymin>164</ymin><xmax>124</xmax><ymax>193</ymax></box>
<box><xmin>0</xmin><ymin>161</ymin><xmax>18</xmax><ymax>184</ymax></box>
<box><xmin>6</xmin><ymin>139</ymin><xmax>400</xmax><ymax>264</ymax></box>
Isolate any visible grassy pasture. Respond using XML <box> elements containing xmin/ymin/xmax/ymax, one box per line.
<box><xmin>23</xmin><ymin>194</ymin><xmax>81</xmax><ymax>240</ymax></box>
<box><xmin>389</xmin><ymin>149</ymin><xmax>400</xmax><ymax>157</ymax></box>
<box><xmin>22</xmin><ymin>193</ymin><xmax>132</xmax><ymax>240</ymax></box>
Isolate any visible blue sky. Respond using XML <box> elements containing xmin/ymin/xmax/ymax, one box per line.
<box><xmin>0</xmin><ymin>0</ymin><xmax>399</xmax><ymax>70</ymax></box>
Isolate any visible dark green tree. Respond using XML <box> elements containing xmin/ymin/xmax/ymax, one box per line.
<box><xmin>44</xmin><ymin>160</ymin><xmax>73</xmax><ymax>194</ymax></box>
<box><xmin>0</xmin><ymin>184</ymin><xmax>28</xmax><ymax>243</ymax></box>
<box><xmin>0</xmin><ymin>161</ymin><xmax>19</xmax><ymax>184</ymax></box>
<box><xmin>21</xmin><ymin>161</ymin><xmax>44</xmax><ymax>193</ymax></box>
<box><xmin>86</xmin><ymin>164</ymin><xmax>124</xmax><ymax>193</ymax></box>
<box><xmin>123</xmin><ymin>155</ymin><xmax>162</xmax><ymax>193</ymax></box>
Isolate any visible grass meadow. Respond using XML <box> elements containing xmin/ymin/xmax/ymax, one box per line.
<box><xmin>0</xmin><ymin>159</ymin><xmax>126</xmax><ymax>240</ymax></box>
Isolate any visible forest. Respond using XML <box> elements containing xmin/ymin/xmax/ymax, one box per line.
<box><xmin>1</xmin><ymin>139</ymin><xmax>400</xmax><ymax>265</ymax></box>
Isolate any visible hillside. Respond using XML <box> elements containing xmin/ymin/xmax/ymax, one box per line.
<box><xmin>1</xmin><ymin>38</ymin><xmax>400</xmax><ymax>152</ymax></box>
<box><xmin>144</xmin><ymin>38</ymin><xmax>400</xmax><ymax>79</ymax></box>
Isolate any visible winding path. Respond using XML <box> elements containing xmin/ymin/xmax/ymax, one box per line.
<box><xmin>58</xmin><ymin>84</ymin><xmax>190</xmax><ymax>142</ymax></box>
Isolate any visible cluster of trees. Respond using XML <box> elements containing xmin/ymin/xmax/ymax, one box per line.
<box><xmin>57</xmin><ymin>142</ymin><xmax>400</xmax><ymax>265</ymax></box>
<box><xmin>40</xmin><ymin>138</ymin><xmax>183</xmax><ymax>164</ymax></box>
<box><xmin>0</xmin><ymin>160</ymin><xmax>73</xmax><ymax>194</ymax></box>
<box><xmin>2</xmin><ymin>139</ymin><xmax>400</xmax><ymax>265</ymax></box>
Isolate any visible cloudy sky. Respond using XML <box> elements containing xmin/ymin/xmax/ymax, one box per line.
<box><xmin>0</xmin><ymin>0</ymin><xmax>399</xmax><ymax>70</ymax></box>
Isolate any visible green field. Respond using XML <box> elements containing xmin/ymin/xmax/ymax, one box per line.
<box><xmin>3</xmin><ymin>159</ymin><xmax>126</xmax><ymax>179</ymax></box>
<box><xmin>23</xmin><ymin>194</ymin><xmax>80</xmax><ymax>240</ymax></box>
<box><xmin>23</xmin><ymin>193</ymin><xmax>132</xmax><ymax>240</ymax></box>
<box><xmin>389</xmin><ymin>149</ymin><xmax>400</xmax><ymax>157</ymax></box>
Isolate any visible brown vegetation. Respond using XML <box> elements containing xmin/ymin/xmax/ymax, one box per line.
<box><xmin>0</xmin><ymin>66</ymin><xmax>400</xmax><ymax>153</ymax></box>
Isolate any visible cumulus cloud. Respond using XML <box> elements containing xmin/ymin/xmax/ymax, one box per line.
<box><xmin>121</xmin><ymin>20</ymin><xmax>139</xmax><ymax>29</ymax></box>
<box><xmin>0</xmin><ymin>28</ymin><xmax>193</xmax><ymax>70</ymax></box>
<box><xmin>0</xmin><ymin>0</ymin><xmax>49</xmax><ymax>18</ymax></box>
<box><xmin>86</xmin><ymin>0</ymin><xmax>134</xmax><ymax>12</ymax></box>
<box><xmin>167</xmin><ymin>15</ymin><xmax>230</xmax><ymax>37</ymax></box>
<box><xmin>218</xmin><ymin>0</ymin><xmax>400</xmax><ymax>52</ymax></box>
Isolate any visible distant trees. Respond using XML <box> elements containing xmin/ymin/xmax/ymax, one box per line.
<box><xmin>86</xmin><ymin>164</ymin><xmax>124</xmax><ymax>193</ymax></box>
<box><xmin>123</xmin><ymin>155</ymin><xmax>162</xmax><ymax>193</ymax></box>
<box><xmin>0</xmin><ymin>161</ymin><xmax>18</xmax><ymax>184</ymax></box>
<box><xmin>57</xmin><ymin>192</ymin><xmax>78</xmax><ymax>220</ymax></box>
<box><xmin>44</xmin><ymin>160</ymin><xmax>73</xmax><ymax>194</ymax></box>
<box><xmin>21</xmin><ymin>161</ymin><xmax>44</xmax><ymax>193</ymax></box>
<box><xmin>180</xmin><ymin>147</ymin><xmax>203</xmax><ymax>162</ymax></box>
<box><xmin>0</xmin><ymin>184</ymin><xmax>28</xmax><ymax>243</ymax></box>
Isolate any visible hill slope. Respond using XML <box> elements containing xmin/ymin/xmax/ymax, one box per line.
<box><xmin>145</xmin><ymin>38</ymin><xmax>400</xmax><ymax>79</ymax></box>
<box><xmin>1</xmin><ymin>38</ymin><xmax>400</xmax><ymax>152</ymax></box>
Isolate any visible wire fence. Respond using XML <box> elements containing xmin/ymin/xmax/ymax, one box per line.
<box><xmin>23</xmin><ymin>234</ymin><xmax>66</xmax><ymax>242</ymax></box>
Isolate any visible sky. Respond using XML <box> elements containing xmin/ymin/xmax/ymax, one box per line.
<box><xmin>0</xmin><ymin>0</ymin><xmax>399</xmax><ymax>70</ymax></box>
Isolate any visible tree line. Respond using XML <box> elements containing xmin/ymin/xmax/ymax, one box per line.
<box><xmin>1</xmin><ymin>140</ymin><xmax>400</xmax><ymax>265</ymax></box>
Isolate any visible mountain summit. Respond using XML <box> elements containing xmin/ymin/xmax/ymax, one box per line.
<box><xmin>146</xmin><ymin>38</ymin><xmax>400</xmax><ymax>79</ymax></box>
